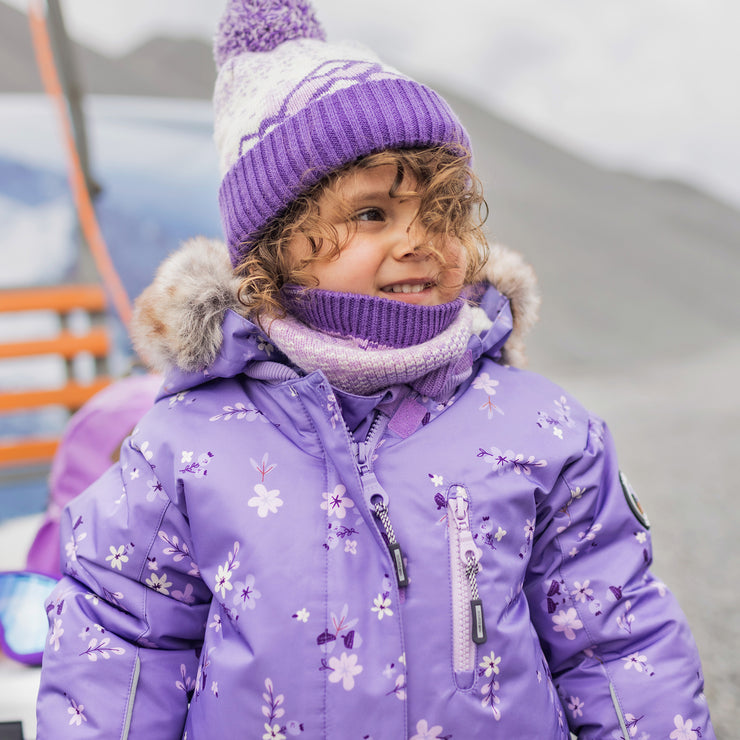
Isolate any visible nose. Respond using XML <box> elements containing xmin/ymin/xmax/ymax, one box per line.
<box><xmin>390</xmin><ymin>217</ymin><xmax>432</xmax><ymax>261</ymax></box>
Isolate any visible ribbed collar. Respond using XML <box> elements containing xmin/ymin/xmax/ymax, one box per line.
<box><xmin>281</xmin><ymin>286</ymin><xmax>464</xmax><ymax>348</ymax></box>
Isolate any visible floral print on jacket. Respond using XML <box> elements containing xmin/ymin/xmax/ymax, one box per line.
<box><xmin>35</xmin><ymin>244</ymin><xmax>713</xmax><ymax>739</ymax></box>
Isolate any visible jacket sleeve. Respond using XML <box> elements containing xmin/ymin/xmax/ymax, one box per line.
<box><xmin>36</xmin><ymin>433</ymin><xmax>211</xmax><ymax>739</ymax></box>
<box><xmin>524</xmin><ymin>415</ymin><xmax>714</xmax><ymax>739</ymax></box>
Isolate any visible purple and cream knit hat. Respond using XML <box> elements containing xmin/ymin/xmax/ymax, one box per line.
<box><xmin>214</xmin><ymin>0</ymin><xmax>471</xmax><ymax>266</ymax></box>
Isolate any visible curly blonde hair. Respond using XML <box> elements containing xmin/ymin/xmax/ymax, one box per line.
<box><xmin>235</xmin><ymin>147</ymin><xmax>489</xmax><ymax>318</ymax></box>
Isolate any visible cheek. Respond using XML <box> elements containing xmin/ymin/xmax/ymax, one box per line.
<box><xmin>441</xmin><ymin>240</ymin><xmax>468</xmax><ymax>279</ymax></box>
<box><xmin>285</xmin><ymin>234</ymin><xmax>313</xmax><ymax>271</ymax></box>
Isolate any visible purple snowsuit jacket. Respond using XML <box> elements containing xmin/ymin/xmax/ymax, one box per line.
<box><xmin>36</xmin><ymin>239</ymin><xmax>713</xmax><ymax>739</ymax></box>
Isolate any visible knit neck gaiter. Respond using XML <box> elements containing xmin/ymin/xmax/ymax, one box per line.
<box><xmin>281</xmin><ymin>286</ymin><xmax>464</xmax><ymax>347</ymax></box>
<box><xmin>265</xmin><ymin>288</ymin><xmax>477</xmax><ymax>399</ymax></box>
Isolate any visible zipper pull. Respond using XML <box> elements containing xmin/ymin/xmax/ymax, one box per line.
<box><xmin>448</xmin><ymin>486</ymin><xmax>487</xmax><ymax>645</ymax></box>
<box><xmin>361</xmin><ymin>470</ymin><xmax>409</xmax><ymax>588</ymax></box>
<box><xmin>466</xmin><ymin>557</ymin><xmax>487</xmax><ymax>645</ymax></box>
<box><xmin>373</xmin><ymin>499</ymin><xmax>409</xmax><ymax>588</ymax></box>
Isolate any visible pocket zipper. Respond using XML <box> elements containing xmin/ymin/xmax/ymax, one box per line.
<box><xmin>447</xmin><ymin>485</ymin><xmax>487</xmax><ymax>673</ymax></box>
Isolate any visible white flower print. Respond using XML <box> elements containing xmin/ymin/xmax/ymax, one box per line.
<box><xmin>146</xmin><ymin>572</ymin><xmax>172</xmax><ymax>595</ymax></box>
<box><xmin>344</xmin><ymin>539</ymin><xmax>357</xmax><ymax>554</ymax></box>
<box><xmin>389</xmin><ymin>673</ymin><xmax>406</xmax><ymax>701</ymax></box>
<box><xmin>181</xmin><ymin>451</ymin><xmax>193</xmax><ymax>464</ymax></box>
<box><xmin>248</xmin><ymin>484</ymin><xmax>284</xmax><ymax>517</ymax></box>
<box><xmin>371</xmin><ymin>593</ymin><xmax>393</xmax><ymax>620</ymax></box>
<box><xmin>477</xmin><ymin>446</ymin><xmax>547</xmax><ymax>476</ymax></box>
<box><xmin>176</xmin><ymin>663</ymin><xmax>195</xmax><ymax>694</ymax></box>
<box><xmin>131</xmin><ymin>439</ymin><xmax>154</xmax><ymax>461</ymax></box>
<box><xmin>617</xmin><ymin>601</ymin><xmax>635</xmax><ymax>634</ymax></box>
<box><xmin>129</xmin><ymin>468</ymin><xmax>140</xmax><ymax>480</ymax></box>
<box><xmin>209</xmin><ymin>402</ymin><xmax>265</xmax><ymax>422</ymax></box>
<box><xmin>209</xmin><ymin>614</ymin><xmax>222</xmax><ymax>632</ymax></box>
<box><xmin>480</xmin><ymin>651</ymin><xmax>501</xmax><ymax>677</ymax></box>
<box><xmin>80</xmin><ymin>636</ymin><xmax>125</xmax><ymax>661</ymax></box>
<box><xmin>428</xmin><ymin>473</ymin><xmax>444</xmax><ymax>487</ymax></box>
<box><xmin>65</xmin><ymin>530</ymin><xmax>86</xmax><ymax>562</ymax></box>
<box><xmin>552</xmin><ymin>608</ymin><xmax>584</xmax><ymax>640</ymax></box>
<box><xmin>651</xmin><ymin>580</ymin><xmax>668</xmax><ymax>597</ymax></box>
<box><xmin>257</xmin><ymin>338</ymin><xmax>274</xmax><ymax>355</ymax></box>
<box><xmin>158</xmin><ymin>530</ymin><xmax>197</xmax><ymax>577</ymax></box>
<box><xmin>233</xmin><ymin>574</ymin><xmax>261</xmax><ymax>610</ymax></box>
<box><xmin>571</xmin><ymin>580</ymin><xmax>594</xmax><ymax>603</ymax></box>
<box><xmin>169</xmin><ymin>391</ymin><xmax>189</xmax><ymax>406</ymax></box>
<box><xmin>146</xmin><ymin>477</ymin><xmax>166</xmax><ymax>502</ymax></box>
<box><xmin>293</xmin><ymin>608</ymin><xmax>310</xmax><ymax>623</ymax></box>
<box><xmin>473</xmin><ymin>372</ymin><xmax>499</xmax><ymax>395</ymax></box>
<box><xmin>635</xmin><ymin>531</ymin><xmax>647</xmax><ymax>544</ymax></box>
<box><xmin>670</xmin><ymin>714</ymin><xmax>699</xmax><ymax>740</ymax></box>
<box><xmin>215</xmin><ymin>542</ymin><xmax>240</xmax><ymax>599</ymax></box>
<box><xmin>321</xmin><ymin>485</ymin><xmax>355</xmax><ymax>519</ymax></box>
<box><xmin>568</xmin><ymin>696</ymin><xmax>584</xmax><ymax>718</ymax></box>
<box><xmin>263</xmin><ymin>724</ymin><xmax>285</xmax><ymax>740</ymax></box>
<box><xmin>524</xmin><ymin>519</ymin><xmax>535</xmax><ymax>542</ymax></box>
<box><xmin>410</xmin><ymin>719</ymin><xmax>445</xmax><ymax>740</ymax></box>
<box><xmin>67</xmin><ymin>698</ymin><xmax>87</xmax><ymax>726</ymax></box>
<box><xmin>328</xmin><ymin>651</ymin><xmax>363</xmax><ymax>690</ymax></box>
<box><xmin>215</xmin><ymin>564</ymin><xmax>233</xmax><ymax>599</ymax></box>
<box><xmin>105</xmin><ymin>545</ymin><xmax>129</xmax><ymax>570</ymax></box>
<box><xmin>180</xmin><ymin>451</ymin><xmax>214</xmax><ymax>477</ymax></box>
<box><xmin>623</xmin><ymin>652</ymin><xmax>649</xmax><ymax>672</ymax></box>
<box><xmin>494</xmin><ymin>526</ymin><xmax>507</xmax><ymax>541</ymax></box>
<box><xmin>49</xmin><ymin>618</ymin><xmax>64</xmax><ymax>651</ymax></box>
<box><xmin>261</xmin><ymin>677</ymin><xmax>303</xmax><ymax>738</ymax></box>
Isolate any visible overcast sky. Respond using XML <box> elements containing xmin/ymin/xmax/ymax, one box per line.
<box><xmin>5</xmin><ymin>0</ymin><xmax>739</xmax><ymax>209</ymax></box>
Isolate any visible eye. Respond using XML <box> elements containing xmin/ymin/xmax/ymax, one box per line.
<box><xmin>354</xmin><ymin>207</ymin><xmax>385</xmax><ymax>222</ymax></box>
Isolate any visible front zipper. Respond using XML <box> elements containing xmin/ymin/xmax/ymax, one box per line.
<box><xmin>447</xmin><ymin>485</ymin><xmax>487</xmax><ymax>675</ymax></box>
<box><xmin>352</xmin><ymin>412</ymin><xmax>409</xmax><ymax>588</ymax></box>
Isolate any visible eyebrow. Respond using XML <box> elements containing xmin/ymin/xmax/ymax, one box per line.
<box><xmin>341</xmin><ymin>188</ymin><xmax>393</xmax><ymax>205</ymax></box>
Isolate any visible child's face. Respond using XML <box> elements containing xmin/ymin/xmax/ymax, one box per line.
<box><xmin>288</xmin><ymin>165</ymin><xmax>467</xmax><ymax>305</ymax></box>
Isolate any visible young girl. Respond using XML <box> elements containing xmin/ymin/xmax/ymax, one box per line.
<box><xmin>36</xmin><ymin>1</ymin><xmax>713</xmax><ymax>738</ymax></box>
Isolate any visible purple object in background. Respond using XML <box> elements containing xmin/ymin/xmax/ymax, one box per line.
<box><xmin>25</xmin><ymin>374</ymin><xmax>161</xmax><ymax>579</ymax></box>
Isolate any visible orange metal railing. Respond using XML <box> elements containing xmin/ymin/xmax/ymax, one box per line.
<box><xmin>0</xmin><ymin>284</ymin><xmax>112</xmax><ymax>467</ymax></box>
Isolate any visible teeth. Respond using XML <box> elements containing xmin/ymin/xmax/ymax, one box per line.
<box><xmin>385</xmin><ymin>283</ymin><xmax>428</xmax><ymax>294</ymax></box>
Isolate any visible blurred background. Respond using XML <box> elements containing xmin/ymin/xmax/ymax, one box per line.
<box><xmin>0</xmin><ymin>1</ymin><xmax>737</xmax><ymax>737</ymax></box>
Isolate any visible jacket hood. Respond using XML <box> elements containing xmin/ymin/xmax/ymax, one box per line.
<box><xmin>131</xmin><ymin>237</ymin><xmax>540</xmax><ymax>379</ymax></box>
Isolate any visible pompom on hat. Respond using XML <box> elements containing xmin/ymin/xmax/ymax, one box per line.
<box><xmin>214</xmin><ymin>0</ymin><xmax>471</xmax><ymax>266</ymax></box>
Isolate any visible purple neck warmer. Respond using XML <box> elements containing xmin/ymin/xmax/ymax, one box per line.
<box><xmin>281</xmin><ymin>286</ymin><xmax>464</xmax><ymax>348</ymax></box>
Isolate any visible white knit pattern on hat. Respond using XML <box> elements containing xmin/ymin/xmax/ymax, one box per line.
<box><xmin>214</xmin><ymin>39</ymin><xmax>403</xmax><ymax>176</ymax></box>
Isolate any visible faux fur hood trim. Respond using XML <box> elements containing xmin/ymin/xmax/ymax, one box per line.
<box><xmin>131</xmin><ymin>237</ymin><xmax>540</xmax><ymax>374</ymax></box>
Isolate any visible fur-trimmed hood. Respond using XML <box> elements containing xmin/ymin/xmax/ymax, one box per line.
<box><xmin>131</xmin><ymin>237</ymin><xmax>540</xmax><ymax>378</ymax></box>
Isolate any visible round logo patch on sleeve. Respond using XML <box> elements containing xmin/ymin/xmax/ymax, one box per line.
<box><xmin>619</xmin><ymin>471</ymin><xmax>650</xmax><ymax>529</ymax></box>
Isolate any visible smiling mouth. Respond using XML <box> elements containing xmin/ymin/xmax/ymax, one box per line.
<box><xmin>381</xmin><ymin>282</ymin><xmax>434</xmax><ymax>295</ymax></box>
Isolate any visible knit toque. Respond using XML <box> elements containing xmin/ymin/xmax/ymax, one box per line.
<box><xmin>281</xmin><ymin>287</ymin><xmax>464</xmax><ymax>348</ymax></box>
<box><xmin>214</xmin><ymin>0</ymin><xmax>471</xmax><ymax>267</ymax></box>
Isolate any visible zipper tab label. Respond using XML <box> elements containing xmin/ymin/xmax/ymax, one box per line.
<box><xmin>471</xmin><ymin>598</ymin><xmax>487</xmax><ymax>644</ymax></box>
<box><xmin>388</xmin><ymin>542</ymin><xmax>409</xmax><ymax>588</ymax></box>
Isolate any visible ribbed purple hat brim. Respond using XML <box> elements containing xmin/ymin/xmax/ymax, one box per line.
<box><xmin>219</xmin><ymin>77</ymin><xmax>470</xmax><ymax>266</ymax></box>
